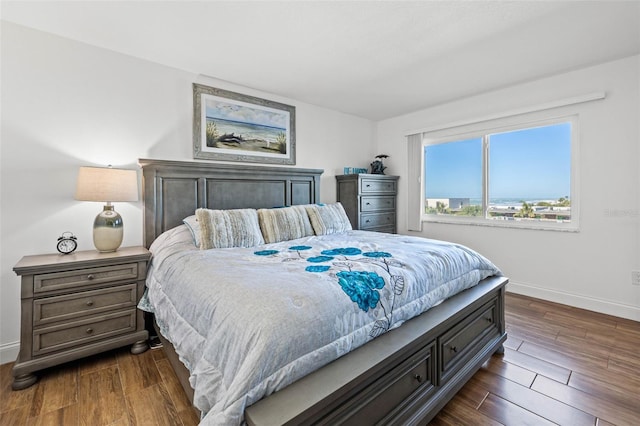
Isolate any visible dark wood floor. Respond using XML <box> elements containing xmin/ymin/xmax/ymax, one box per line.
<box><xmin>1</xmin><ymin>293</ymin><xmax>639</xmax><ymax>425</ymax></box>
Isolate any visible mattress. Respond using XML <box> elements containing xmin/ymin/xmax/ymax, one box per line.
<box><xmin>139</xmin><ymin>225</ymin><xmax>501</xmax><ymax>425</ymax></box>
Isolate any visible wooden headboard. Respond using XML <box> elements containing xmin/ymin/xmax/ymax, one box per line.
<box><xmin>139</xmin><ymin>158</ymin><xmax>324</xmax><ymax>248</ymax></box>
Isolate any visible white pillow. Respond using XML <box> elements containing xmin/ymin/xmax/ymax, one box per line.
<box><xmin>306</xmin><ymin>202</ymin><xmax>352</xmax><ymax>235</ymax></box>
<box><xmin>182</xmin><ymin>215</ymin><xmax>200</xmax><ymax>247</ymax></box>
<box><xmin>195</xmin><ymin>208</ymin><xmax>264</xmax><ymax>249</ymax></box>
<box><xmin>257</xmin><ymin>205</ymin><xmax>314</xmax><ymax>243</ymax></box>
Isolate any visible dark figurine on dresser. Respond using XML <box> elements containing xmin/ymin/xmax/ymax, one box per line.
<box><xmin>370</xmin><ymin>154</ymin><xmax>389</xmax><ymax>174</ymax></box>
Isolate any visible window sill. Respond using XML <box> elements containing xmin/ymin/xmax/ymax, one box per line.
<box><xmin>422</xmin><ymin>216</ymin><xmax>579</xmax><ymax>232</ymax></box>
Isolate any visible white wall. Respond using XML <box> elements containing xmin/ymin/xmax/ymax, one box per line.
<box><xmin>377</xmin><ymin>55</ymin><xmax>640</xmax><ymax>321</ymax></box>
<box><xmin>0</xmin><ymin>22</ymin><xmax>375</xmax><ymax>363</ymax></box>
<box><xmin>2</xmin><ymin>22</ymin><xmax>637</xmax><ymax>366</ymax></box>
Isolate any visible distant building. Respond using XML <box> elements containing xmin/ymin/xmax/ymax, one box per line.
<box><xmin>426</xmin><ymin>198</ymin><xmax>470</xmax><ymax>209</ymax></box>
<box><xmin>448</xmin><ymin>198</ymin><xmax>470</xmax><ymax>209</ymax></box>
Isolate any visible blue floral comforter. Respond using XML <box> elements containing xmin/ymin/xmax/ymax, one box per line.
<box><xmin>140</xmin><ymin>225</ymin><xmax>501</xmax><ymax>425</ymax></box>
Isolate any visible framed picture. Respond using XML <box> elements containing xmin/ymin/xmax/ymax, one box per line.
<box><xmin>193</xmin><ymin>83</ymin><xmax>296</xmax><ymax>165</ymax></box>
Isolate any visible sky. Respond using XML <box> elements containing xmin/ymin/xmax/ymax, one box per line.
<box><xmin>425</xmin><ymin>122</ymin><xmax>571</xmax><ymax>200</ymax></box>
<box><xmin>205</xmin><ymin>94</ymin><xmax>288</xmax><ymax>130</ymax></box>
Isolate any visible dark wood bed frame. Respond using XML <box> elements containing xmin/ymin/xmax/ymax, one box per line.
<box><xmin>139</xmin><ymin>158</ymin><xmax>507</xmax><ymax>425</ymax></box>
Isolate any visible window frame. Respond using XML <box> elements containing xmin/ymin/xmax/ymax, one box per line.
<box><xmin>420</xmin><ymin>115</ymin><xmax>580</xmax><ymax>231</ymax></box>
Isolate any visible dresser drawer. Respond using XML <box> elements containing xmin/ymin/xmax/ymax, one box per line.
<box><xmin>362</xmin><ymin>225</ymin><xmax>396</xmax><ymax>234</ymax></box>
<box><xmin>361</xmin><ymin>212</ymin><xmax>396</xmax><ymax>229</ymax></box>
<box><xmin>360</xmin><ymin>178</ymin><xmax>397</xmax><ymax>194</ymax></box>
<box><xmin>34</xmin><ymin>263</ymin><xmax>139</xmax><ymax>294</ymax></box>
<box><xmin>33</xmin><ymin>310</ymin><xmax>137</xmax><ymax>356</ymax></box>
<box><xmin>360</xmin><ymin>196</ymin><xmax>395</xmax><ymax>212</ymax></box>
<box><xmin>34</xmin><ymin>284</ymin><xmax>137</xmax><ymax>326</ymax></box>
<box><xmin>439</xmin><ymin>299</ymin><xmax>498</xmax><ymax>382</ymax></box>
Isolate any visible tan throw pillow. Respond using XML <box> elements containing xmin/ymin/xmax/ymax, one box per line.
<box><xmin>257</xmin><ymin>206</ymin><xmax>314</xmax><ymax>243</ymax></box>
<box><xmin>195</xmin><ymin>208</ymin><xmax>264</xmax><ymax>249</ymax></box>
<box><xmin>306</xmin><ymin>203</ymin><xmax>352</xmax><ymax>235</ymax></box>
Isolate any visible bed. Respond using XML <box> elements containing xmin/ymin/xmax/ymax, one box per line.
<box><xmin>139</xmin><ymin>158</ymin><xmax>507</xmax><ymax>425</ymax></box>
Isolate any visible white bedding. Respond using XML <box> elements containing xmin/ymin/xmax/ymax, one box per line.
<box><xmin>140</xmin><ymin>225</ymin><xmax>501</xmax><ymax>425</ymax></box>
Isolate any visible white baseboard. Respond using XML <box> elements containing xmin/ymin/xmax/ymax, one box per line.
<box><xmin>507</xmin><ymin>281</ymin><xmax>640</xmax><ymax>322</ymax></box>
<box><xmin>0</xmin><ymin>341</ymin><xmax>19</xmax><ymax>366</ymax></box>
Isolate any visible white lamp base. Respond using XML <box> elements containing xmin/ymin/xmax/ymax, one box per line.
<box><xmin>93</xmin><ymin>205</ymin><xmax>124</xmax><ymax>252</ymax></box>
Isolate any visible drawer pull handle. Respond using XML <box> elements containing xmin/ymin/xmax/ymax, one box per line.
<box><xmin>86</xmin><ymin>328</ymin><xmax>94</xmax><ymax>334</ymax></box>
<box><xmin>87</xmin><ymin>274</ymin><xmax>95</xmax><ymax>281</ymax></box>
<box><xmin>86</xmin><ymin>300</ymin><xmax>94</xmax><ymax>307</ymax></box>
<box><xmin>450</xmin><ymin>346</ymin><xmax>458</xmax><ymax>353</ymax></box>
<box><xmin>365</xmin><ymin>220</ymin><xmax>371</xmax><ymax>223</ymax></box>
<box><xmin>366</xmin><ymin>202</ymin><xmax>371</xmax><ymax>205</ymax></box>
<box><xmin>414</xmin><ymin>374</ymin><xmax>423</xmax><ymax>383</ymax></box>
<box><xmin>485</xmin><ymin>317</ymin><xmax>492</xmax><ymax>322</ymax></box>
<box><xmin>366</xmin><ymin>184</ymin><xmax>371</xmax><ymax>187</ymax></box>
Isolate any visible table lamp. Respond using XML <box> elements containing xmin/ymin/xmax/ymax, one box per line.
<box><xmin>75</xmin><ymin>166</ymin><xmax>138</xmax><ymax>252</ymax></box>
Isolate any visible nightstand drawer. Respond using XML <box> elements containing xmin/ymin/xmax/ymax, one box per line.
<box><xmin>360</xmin><ymin>196</ymin><xmax>395</xmax><ymax>212</ymax></box>
<box><xmin>361</xmin><ymin>212</ymin><xmax>396</xmax><ymax>229</ymax></box>
<box><xmin>34</xmin><ymin>263</ymin><xmax>138</xmax><ymax>294</ymax></box>
<box><xmin>34</xmin><ymin>284</ymin><xmax>137</xmax><ymax>326</ymax></box>
<box><xmin>33</xmin><ymin>310</ymin><xmax>137</xmax><ymax>356</ymax></box>
<box><xmin>360</xmin><ymin>178</ymin><xmax>397</xmax><ymax>194</ymax></box>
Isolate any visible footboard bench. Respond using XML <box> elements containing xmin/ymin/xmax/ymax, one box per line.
<box><xmin>245</xmin><ymin>275</ymin><xmax>507</xmax><ymax>425</ymax></box>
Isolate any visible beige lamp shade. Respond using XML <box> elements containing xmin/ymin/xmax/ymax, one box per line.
<box><xmin>75</xmin><ymin>166</ymin><xmax>138</xmax><ymax>252</ymax></box>
<box><xmin>75</xmin><ymin>166</ymin><xmax>138</xmax><ymax>202</ymax></box>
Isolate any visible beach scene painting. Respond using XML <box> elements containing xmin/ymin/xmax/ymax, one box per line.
<box><xmin>193</xmin><ymin>84</ymin><xmax>295</xmax><ymax>165</ymax></box>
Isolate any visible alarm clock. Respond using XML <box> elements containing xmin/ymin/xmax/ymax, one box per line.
<box><xmin>57</xmin><ymin>232</ymin><xmax>78</xmax><ymax>254</ymax></box>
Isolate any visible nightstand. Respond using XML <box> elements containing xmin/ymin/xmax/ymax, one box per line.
<box><xmin>12</xmin><ymin>246</ymin><xmax>151</xmax><ymax>390</ymax></box>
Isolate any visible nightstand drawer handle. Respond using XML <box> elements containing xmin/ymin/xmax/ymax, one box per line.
<box><xmin>414</xmin><ymin>374</ymin><xmax>423</xmax><ymax>383</ymax></box>
<box><xmin>87</xmin><ymin>274</ymin><xmax>95</xmax><ymax>281</ymax></box>
<box><xmin>450</xmin><ymin>345</ymin><xmax>458</xmax><ymax>353</ymax></box>
<box><xmin>86</xmin><ymin>328</ymin><xmax>94</xmax><ymax>334</ymax></box>
<box><xmin>366</xmin><ymin>184</ymin><xmax>371</xmax><ymax>187</ymax></box>
<box><xmin>86</xmin><ymin>300</ymin><xmax>94</xmax><ymax>307</ymax></box>
<box><xmin>366</xmin><ymin>202</ymin><xmax>371</xmax><ymax>205</ymax></box>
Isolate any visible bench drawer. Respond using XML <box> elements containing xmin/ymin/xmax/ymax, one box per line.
<box><xmin>321</xmin><ymin>343</ymin><xmax>435</xmax><ymax>425</ymax></box>
<box><xmin>439</xmin><ymin>298</ymin><xmax>499</xmax><ymax>382</ymax></box>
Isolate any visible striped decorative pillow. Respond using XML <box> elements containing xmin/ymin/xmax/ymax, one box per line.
<box><xmin>306</xmin><ymin>202</ymin><xmax>352</xmax><ymax>235</ymax></box>
<box><xmin>257</xmin><ymin>206</ymin><xmax>314</xmax><ymax>243</ymax></box>
<box><xmin>195</xmin><ymin>208</ymin><xmax>264</xmax><ymax>249</ymax></box>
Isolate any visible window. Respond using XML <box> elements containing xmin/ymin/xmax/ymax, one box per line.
<box><xmin>422</xmin><ymin>118</ymin><xmax>576</xmax><ymax>230</ymax></box>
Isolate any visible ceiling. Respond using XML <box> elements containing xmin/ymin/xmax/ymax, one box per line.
<box><xmin>2</xmin><ymin>1</ymin><xmax>639</xmax><ymax>121</ymax></box>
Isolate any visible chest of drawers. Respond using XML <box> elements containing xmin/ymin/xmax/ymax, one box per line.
<box><xmin>336</xmin><ymin>174</ymin><xmax>399</xmax><ymax>233</ymax></box>
<box><xmin>12</xmin><ymin>246</ymin><xmax>150</xmax><ymax>390</ymax></box>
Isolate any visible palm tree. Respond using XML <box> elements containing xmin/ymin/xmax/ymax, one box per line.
<box><xmin>557</xmin><ymin>196</ymin><xmax>570</xmax><ymax>207</ymax></box>
<box><xmin>515</xmin><ymin>201</ymin><xmax>536</xmax><ymax>218</ymax></box>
